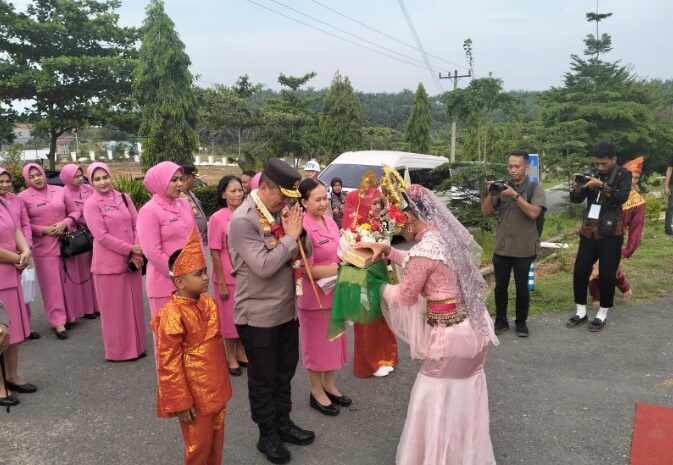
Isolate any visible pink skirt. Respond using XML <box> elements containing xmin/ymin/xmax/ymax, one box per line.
<box><xmin>0</xmin><ymin>285</ymin><xmax>30</xmax><ymax>344</ymax></box>
<box><xmin>213</xmin><ymin>283</ymin><xmax>238</xmax><ymax>338</ymax></box>
<box><xmin>62</xmin><ymin>255</ymin><xmax>86</xmax><ymax>321</ymax></box>
<box><xmin>94</xmin><ymin>272</ymin><xmax>146</xmax><ymax>361</ymax></box>
<box><xmin>74</xmin><ymin>251</ymin><xmax>99</xmax><ymax>315</ymax></box>
<box><xmin>297</xmin><ymin>307</ymin><xmax>348</xmax><ymax>372</ymax></box>
<box><xmin>32</xmin><ymin>255</ymin><xmax>68</xmax><ymax>327</ymax></box>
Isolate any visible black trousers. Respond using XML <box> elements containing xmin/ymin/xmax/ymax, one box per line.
<box><xmin>236</xmin><ymin>319</ymin><xmax>299</xmax><ymax>427</ymax></box>
<box><xmin>573</xmin><ymin>235</ymin><xmax>623</xmax><ymax>308</ymax></box>
<box><xmin>493</xmin><ymin>254</ymin><xmax>534</xmax><ymax>326</ymax></box>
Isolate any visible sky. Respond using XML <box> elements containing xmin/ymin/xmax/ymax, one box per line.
<box><xmin>8</xmin><ymin>0</ymin><xmax>673</xmax><ymax>95</ymax></box>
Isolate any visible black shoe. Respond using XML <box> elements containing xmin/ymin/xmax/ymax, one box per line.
<box><xmin>277</xmin><ymin>416</ymin><xmax>315</xmax><ymax>445</ymax></box>
<box><xmin>257</xmin><ymin>430</ymin><xmax>291</xmax><ymax>464</ymax></box>
<box><xmin>5</xmin><ymin>381</ymin><xmax>37</xmax><ymax>394</ymax></box>
<box><xmin>494</xmin><ymin>322</ymin><xmax>509</xmax><ymax>335</ymax></box>
<box><xmin>566</xmin><ymin>314</ymin><xmax>588</xmax><ymax>328</ymax></box>
<box><xmin>228</xmin><ymin>366</ymin><xmax>242</xmax><ymax>377</ymax></box>
<box><xmin>55</xmin><ymin>329</ymin><xmax>68</xmax><ymax>340</ymax></box>
<box><xmin>515</xmin><ymin>324</ymin><xmax>530</xmax><ymax>337</ymax></box>
<box><xmin>64</xmin><ymin>321</ymin><xmax>77</xmax><ymax>330</ymax></box>
<box><xmin>237</xmin><ymin>360</ymin><xmax>248</xmax><ymax>368</ymax></box>
<box><xmin>325</xmin><ymin>390</ymin><xmax>352</xmax><ymax>407</ymax></box>
<box><xmin>137</xmin><ymin>352</ymin><xmax>147</xmax><ymax>359</ymax></box>
<box><xmin>309</xmin><ymin>393</ymin><xmax>339</xmax><ymax>416</ymax></box>
<box><xmin>84</xmin><ymin>313</ymin><xmax>97</xmax><ymax>319</ymax></box>
<box><xmin>28</xmin><ymin>331</ymin><xmax>40</xmax><ymax>340</ymax></box>
<box><xmin>0</xmin><ymin>394</ymin><xmax>19</xmax><ymax>407</ymax></box>
<box><xmin>589</xmin><ymin>318</ymin><xmax>606</xmax><ymax>332</ymax></box>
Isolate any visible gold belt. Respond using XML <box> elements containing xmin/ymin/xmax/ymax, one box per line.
<box><xmin>425</xmin><ymin>299</ymin><xmax>464</xmax><ymax>327</ymax></box>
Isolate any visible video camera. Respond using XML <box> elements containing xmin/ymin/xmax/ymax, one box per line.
<box><xmin>574</xmin><ymin>170</ymin><xmax>598</xmax><ymax>185</ymax></box>
<box><xmin>488</xmin><ymin>180</ymin><xmax>514</xmax><ymax>194</ymax></box>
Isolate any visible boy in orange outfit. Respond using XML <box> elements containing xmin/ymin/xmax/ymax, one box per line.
<box><xmin>151</xmin><ymin>226</ymin><xmax>232</xmax><ymax>465</ymax></box>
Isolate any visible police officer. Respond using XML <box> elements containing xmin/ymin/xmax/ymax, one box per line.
<box><xmin>228</xmin><ymin>158</ymin><xmax>314</xmax><ymax>463</ymax></box>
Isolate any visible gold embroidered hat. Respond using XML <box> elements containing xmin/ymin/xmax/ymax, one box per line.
<box><xmin>624</xmin><ymin>156</ymin><xmax>644</xmax><ymax>175</ymax></box>
<box><xmin>262</xmin><ymin>158</ymin><xmax>301</xmax><ymax>198</ymax></box>
<box><xmin>170</xmin><ymin>226</ymin><xmax>206</xmax><ymax>277</ymax></box>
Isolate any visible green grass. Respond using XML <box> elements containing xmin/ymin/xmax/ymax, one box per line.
<box><xmin>484</xmin><ymin>223</ymin><xmax>673</xmax><ymax>315</ymax></box>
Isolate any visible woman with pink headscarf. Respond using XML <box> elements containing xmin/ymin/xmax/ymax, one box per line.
<box><xmin>0</xmin><ymin>171</ymin><xmax>35</xmax><ymax>406</ymax></box>
<box><xmin>60</xmin><ymin>164</ymin><xmax>99</xmax><ymax>320</ymax></box>
<box><xmin>83</xmin><ymin>162</ymin><xmax>146</xmax><ymax>361</ymax></box>
<box><xmin>137</xmin><ymin>161</ymin><xmax>195</xmax><ymax>316</ymax></box>
<box><xmin>18</xmin><ymin>163</ymin><xmax>80</xmax><ymax>339</ymax></box>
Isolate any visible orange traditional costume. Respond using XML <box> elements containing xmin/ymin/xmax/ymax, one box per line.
<box><xmin>151</xmin><ymin>227</ymin><xmax>232</xmax><ymax>465</ymax></box>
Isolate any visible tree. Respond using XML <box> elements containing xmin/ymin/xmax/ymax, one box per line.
<box><xmin>0</xmin><ymin>0</ymin><xmax>138</xmax><ymax>170</ymax></box>
<box><xmin>405</xmin><ymin>83</ymin><xmax>432</xmax><ymax>153</ymax></box>
<box><xmin>0</xmin><ymin>104</ymin><xmax>16</xmax><ymax>145</ymax></box>
<box><xmin>265</xmin><ymin>72</ymin><xmax>319</xmax><ymax>164</ymax></box>
<box><xmin>539</xmin><ymin>10</ymin><xmax>660</xmax><ymax>162</ymax></box>
<box><xmin>441</xmin><ymin>76</ymin><xmax>515</xmax><ymax>161</ymax></box>
<box><xmin>320</xmin><ymin>71</ymin><xmax>363</xmax><ymax>160</ymax></box>
<box><xmin>134</xmin><ymin>0</ymin><xmax>198</xmax><ymax>170</ymax></box>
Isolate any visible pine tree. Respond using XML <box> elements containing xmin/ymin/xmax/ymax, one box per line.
<box><xmin>134</xmin><ymin>0</ymin><xmax>198</xmax><ymax>170</ymax></box>
<box><xmin>540</xmin><ymin>10</ymin><xmax>658</xmax><ymax>159</ymax></box>
<box><xmin>320</xmin><ymin>71</ymin><xmax>363</xmax><ymax>160</ymax></box>
<box><xmin>405</xmin><ymin>83</ymin><xmax>432</xmax><ymax>153</ymax></box>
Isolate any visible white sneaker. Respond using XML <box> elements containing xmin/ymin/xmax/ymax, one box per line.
<box><xmin>372</xmin><ymin>366</ymin><xmax>390</xmax><ymax>377</ymax></box>
<box><xmin>382</xmin><ymin>366</ymin><xmax>394</xmax><ymax>373</ymax></box>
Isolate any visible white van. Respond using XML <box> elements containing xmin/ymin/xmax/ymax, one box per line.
<box><xmin>318</xmin><ymin>150</ymin><xmax>449</xmax><ymax>193</ymax></box>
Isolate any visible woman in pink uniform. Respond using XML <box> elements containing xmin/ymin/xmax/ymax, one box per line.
<box><xmin>356</xmin><ymin>185</ymin><xmax>498</xmax><ymax>465</ymax></box>
<box><xmin>0</xmin><ymin>168</ymin><xmax>39</xmax><ymax>340</ymax></box>
<box><xmin>208</xmin><ymin>175</ymin><xmax>248</xmax><ymax>376</ymax></box>
<box><xmin>137</xmin><ymin>162</ymin><xmax>194</xmax><ymax>316</ymax></box>
<box><xmin>18</xmin><ymin>163</ymin><xmax>80</xmax><ymax>339</ymax></box>
<box><xmin>83</xmin><ymin>162</ymin><xmax>146</xmax><ymax>361</ymax></box>
<box><xmin>60</xmin><ymin>164</ymin><xmax>99</xmax><ymax>319</ymax></box>
<box><xmin>0</xmin><ymin>195</ymin><xmax>35</xmax><ymax>406</ymax></box>
<box><xmin>297</xmin><ymin>178</ymin><xmax>350</xmax><ymax>416</ymax></box>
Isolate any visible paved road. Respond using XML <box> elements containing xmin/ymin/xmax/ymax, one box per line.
<box><xmin>1</xmin><ymin>288</ymin><xmax>672</xmax><ymax>465</ymax></box>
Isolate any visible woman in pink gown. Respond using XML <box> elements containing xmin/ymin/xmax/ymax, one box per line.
<box><xmin>137</xmin><ymin>162</ymin><xmax>195</xmax><ymax>317</ymax></box>
<box><xmin>356</xmin><ymin>184</ymin><xmax>498</xmax><ymax>465</ymax></box>
<box><xmin>297</xmin><ymin>178</ymin><xmax>349</xmax><ymax>416</ymax></box>
<box><xmin>18</xmin><ymin>163</ymin><xmax>80</xmax><ymax>339</ymax></box>
<box><xmin>83</xmin><ymin>163</ymin><xmax>146</xmax><ymax>361</ymax></box>
<box><xmin>60</xmin><ymin>164</ymin><xmax>99</xmax><ymax>319</ymax></box>
<box><xmin>208</xmin><ymin>175</ymin><xmax>248</xmax><ymax>375</ymax></box>
<box><xmin>0</xmin><ymin>189</ymin><xmax>35</xmax><ymax>406</ymax></box>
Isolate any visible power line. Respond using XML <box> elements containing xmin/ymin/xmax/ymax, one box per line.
<box><xmin>265</xmin><ymin>0</ymin><xmax>441</xmax><ymax>72</ymax></box>
<box><xmin>308</xmin><ymin>0</ymin><xmax>467</xmax><ymax>71</ymax></box>
<box><xmin>397</xmin><ymin>0</ymin><xmax>443</xmax><ymax>92</ymax></box>
<box><xmin>240</xmin><ymin>0</ymin><xmax>438</xmax><ymax>73</ymax></box>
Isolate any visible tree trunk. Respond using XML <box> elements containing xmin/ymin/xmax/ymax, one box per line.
<box><xmin>237</xmin><ymin>127</ymin><xmax>242</xmax><ymax>156</ymax></box>
<box><xmin>48</xmin><ymin>130</ymin><xmax>58</xmax><ymax>170</ymax></box>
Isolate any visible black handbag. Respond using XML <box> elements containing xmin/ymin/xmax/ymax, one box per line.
<box><xmin>59</xmin><ymin>217</ymin><xmax>94</xmax><ymax>258</ymax></box>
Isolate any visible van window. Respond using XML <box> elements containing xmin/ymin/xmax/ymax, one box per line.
<box><xmin>319</xmin><ymin>165</ymin><xmax>384</xmax><ymax>189</ymax></box>
<box><xmin>408</xmin><ymin>168</ymin><xmax>442</xmax><ymax>190</ymax></box>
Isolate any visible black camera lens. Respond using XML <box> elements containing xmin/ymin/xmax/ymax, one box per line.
<box><xmin>575</xmin><ymin>174</ymin><xmax>589</xmax><ymax>184</ymax></box>
<box><xmin>489</xmin><ymin>180</ymin><xmax>508</xmax><ymax>194</ymax></box>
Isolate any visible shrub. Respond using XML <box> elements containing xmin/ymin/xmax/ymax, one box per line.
<box><xmin>112</xmin><ymin>176</ymin><xmax>151</xmax><ymax>208</ymax></box>
<box><xmin>193</xmin><ymin>185</ymin><xmax>220</xmax><ymax>217</ymax></box>
<box><xmin>644</xmin><ymin>194</ymin><xmax>666</xmax><ymax>224</ymax></box>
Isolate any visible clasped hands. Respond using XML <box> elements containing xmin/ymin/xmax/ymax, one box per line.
<box><xmin>44</xmin><ymin>221</ymin><xmax>68</xmax><ymax>236</ymax></box>
<box><xmin>281</xmin><ymin>204</ymin><xmax>304</xmax><ymax>239</ymax></box>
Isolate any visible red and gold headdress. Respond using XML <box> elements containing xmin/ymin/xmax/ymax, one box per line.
<box><xmin>624</xmin><ymin>156</ymin><xmax>644</xmax><ymax>175</ymax></box>
<box><xmin>169</xmin><ymin>226</ymin><xmax>206</xmax><ymax>277</ymax></box>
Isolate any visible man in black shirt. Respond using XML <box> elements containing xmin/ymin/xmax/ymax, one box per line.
<box><xmin>566</xmin><ymin>142</ymin><xmax>632</xmax><ymax>332</ymax></box>
<box><xmin>664</xmin><ymin>154</ymin><xmax>673</xmax><ymax>235</ymax></box>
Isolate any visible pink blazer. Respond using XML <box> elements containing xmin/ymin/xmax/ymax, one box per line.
<box><xmin>0</xmin><ymin>205</ymin><xmax>21</xmax><ymax>291</ymax></box>
<box><xmin>83</xmin><ymin>191</ymin><xmax>138</xmax><ymax>275</ymax></box>
<box><xmin>207</xmin><ymin>207</ymin><xmax>236</xmax><ymax>285</ymax></box>
<box><xmin>18</xmin><ymin>186</ymin><xmax>79</xmax><ymax>257</ymax></box>
<box><xmin>0</xmin><ymin>193</ymin><xmax>32</xmax><ymax>247</ymax></box>
<box><xmin>297</xmin><ymin>214</ymin><xmax>340</xmax><ymax>310</ymax></box>
<box><xmin>137</xmin><ymin>197</ymin><xmax>195</xmax><ymax>298</ymax></box>
<box><xmin>64</xmin><ymin>184</ymin><xmax>94</xmax><ymax>229</ymax></box>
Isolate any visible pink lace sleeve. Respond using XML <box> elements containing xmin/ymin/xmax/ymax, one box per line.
<box><xmin>398</xmin><ymin>256</ymin><xmax>437</xmax><ymax>306</ymax></box>
<box><xmin>387</xmin><ymin>247</ymin><xmax>407</xmax><ymax>265</ymax></box>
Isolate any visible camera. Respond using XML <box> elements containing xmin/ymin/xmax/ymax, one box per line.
<box><xmin>574</xmin><ymin>171</ymin><xmax>598</xmax><ymax>185</ymax></box>
<box><xmin>489</xmin><ymin>180</ymin><xmax>512</xmax><ymax>194</ymax></box>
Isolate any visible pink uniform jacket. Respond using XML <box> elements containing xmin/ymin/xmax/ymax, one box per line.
<box><xmin>60</xmin><ymin>164</ymin><xmax>95</xmax><ymax>229</ymax></box>
<box><xmin>0</xmin><ymin>203</ymin><xmax>21</xmax><ymax>292</ymax></box>
<box><xmin>137</xmin><ymin>162</ymin><xmax>195</xmax><ymax>298</ymax></box>
<box><xmin>0</xmin><ymin>168</ymin><xmax>32</xmax><ymax>246</ymax></box>
<box><xmin>18</xmin><ymin>164</ymin><xmax>79</xmax><ymax>257</ymax></box>
<box><xmin>207</xmin><ymin>207</ymin><xmax>236</xmax><ymax>286</ymax></box>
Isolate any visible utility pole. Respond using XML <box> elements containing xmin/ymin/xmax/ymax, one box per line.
<box><xmin>439</xmin><ymin>70</ymin><xmax>471</xmax><ymax>163</ymax></box>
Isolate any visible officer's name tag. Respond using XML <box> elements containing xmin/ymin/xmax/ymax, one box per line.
<box><xmin>318</xmin><ymin>239</ymin><xmax>329</xmax><ymax>245</ymax></box>
<box><xmin>168</xmin><ymin>217</ymin><xmax>178</xmax><ymax>222</ymax></box>
<box><xmin>588</xmin><ymin>204</ymin><xmax>601</xmax><ymax>219</ymax></box>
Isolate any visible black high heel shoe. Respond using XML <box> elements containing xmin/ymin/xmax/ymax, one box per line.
<box><xmin>55</xmin><ymin>329</ymin><xmax>68</xmax><ymax>340</ymax></box>
<box><xmin>309</xmin><ymin>393</ymin><xmax>339</xmax><ymax>416</ymax></box>
<box><xmin>325</xmin><ymin>390</ymin><xmax>352</xmax><ymax>407</ymax></box>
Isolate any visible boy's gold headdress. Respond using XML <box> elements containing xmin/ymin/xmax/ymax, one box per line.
<box><xmin>169</xmin><ymin>226</ymin><xmax>206</xmax><ymax>277</ymax></box>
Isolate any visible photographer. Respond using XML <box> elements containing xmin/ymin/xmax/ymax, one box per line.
<box><xmin>566</xmin><ymin>142</ymin><xmax>632</xmax><ymax>332</ymax></box>
<box><xmin>482</xmin><ymin>151</ymin><xmax>546</xmax><ymax>337</ymax></box>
